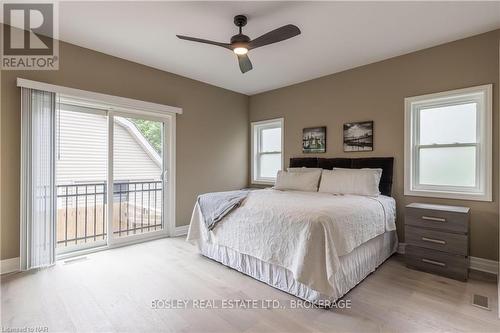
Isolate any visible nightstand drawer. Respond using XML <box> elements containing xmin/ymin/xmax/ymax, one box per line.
<box><xmin>405</xmin><ymin>245</ymin><xmax>468</xmax><ymax>281</ymax></box>
<box><xmin>405</xmin><ymin>225</ymin><xmax>468</xmax><ymax>255</ymax></box>
<box><xmin>406</xmin><ymin>207</ymin><xmax>468</xmax><ymax>233</ymax></box>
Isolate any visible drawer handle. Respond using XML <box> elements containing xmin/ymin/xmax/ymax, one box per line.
<box><xmin>421</xmin><ymin>216</ymin><xmax>446</xmax><ymax>223</ymax></box>
<box><xmin>422</xmin><ymin>258</ymin><xmax>446</xmax><ymax>267</ymax></box>
<box><xmin>421</xmin><ymin>237</ymin><xmax>446</xmax><ymax>245</ymax></box>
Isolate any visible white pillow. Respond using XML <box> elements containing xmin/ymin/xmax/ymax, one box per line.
<box><xmin>274</xmin><ymin>170</ymin><xmax>322</xmax><ymax>192</ymax></box>
<box><xmin>319</xmin><ymin>168</ymin><xmax>382</xmax><ymax>196</ymax></box>
<box><xmin>287</xmin><ymin>167</ymin><xmax>323</xmax><ymax>173</ymax></box>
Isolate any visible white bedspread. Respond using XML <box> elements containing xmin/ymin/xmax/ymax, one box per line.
<box><xmin>187</xmin><ymin>189</ymin><xmax>396</xmax><ymax>295</ymax></box>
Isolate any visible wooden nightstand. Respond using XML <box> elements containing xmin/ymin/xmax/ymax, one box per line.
<box><xmin>404</xmin><ymin>203</ymin><xmax>470</xmax><ymax>281</ymax></box>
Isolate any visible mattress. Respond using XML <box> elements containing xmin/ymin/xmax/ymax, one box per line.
<box><xmin>188</xmin><ymin>189</ymin><xmax>396</xmax><ymax>295</ymax></box>
<box><xmin>197</xmin><ymin>230</ymin><xmax>398</xmax><ymax>303</ymax></box>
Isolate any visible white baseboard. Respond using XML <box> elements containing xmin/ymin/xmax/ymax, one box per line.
<box><xmin>397</xmin><ymin>242</ymin><xmax>498</xmax><ymax>275</ymax></box>
<box><xmin>174</xmin><ymin>225</ymin><xmax>189</xmax><ymax>237</ymax></box>
<box><xmin>470</xmin><ymin>256</ymin><xmax>499</xmax><ymax>275</ymax></box>
<box><xmin>1</xmin><ymin>257</ymin><xmax>20</xmax><ymax>275</ymax></box>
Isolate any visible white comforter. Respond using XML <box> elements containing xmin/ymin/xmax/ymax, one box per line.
<box><xmin>187</xmin><ymin>189</ymin><xmax>396</xmax><ymax>295</ymax></box>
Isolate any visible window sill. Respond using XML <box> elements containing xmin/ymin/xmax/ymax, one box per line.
<box><xmin>404</xmin><ymin>189</ymin><xmax>492</xmax><ymax>202</ymax></box>
<box><xmin>251</xmin><ymin>179</ymin><xmax>275</xmax><ymax>186</ymax></box>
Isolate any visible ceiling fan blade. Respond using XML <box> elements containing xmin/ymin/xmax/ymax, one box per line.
<box><xmin>176</xmin><ymin>35</ymin><xmax>232</xmax><ymax>50</ymax></box>
<box><xmin>248</xmin><ymin>24</ymin><xmax>301</xmax><ymax>50</ymax></box>
<box><xmin>237</xmin><ymin>54</ymin><xmax>253</xmax><ymax>73</ymax></box>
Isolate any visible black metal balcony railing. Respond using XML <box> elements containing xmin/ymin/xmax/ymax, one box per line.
<box><xmin>56</xmin><ymin>180</ymin><xmax>162</xmax><ymax>247</ymax></box>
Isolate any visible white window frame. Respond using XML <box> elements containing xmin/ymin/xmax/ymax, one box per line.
<box><xmin>251</xmin><ymin>118</ymin><xmax>284</xmax><ymax>185</ymax></box>
<box><xmin>404</xmin><ymin>84</ymin><xmax>492</xmax><ymax>201</ymax></box>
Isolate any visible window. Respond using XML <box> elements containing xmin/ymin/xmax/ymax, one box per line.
<box><xmin>251</xmin><ymin>118</ymin><xmax>284</xmax><ymax>184</ymax></box>
<box><xmin>404</xmin><ymin>85</ymin><xmax>492</xmax><ymax>201</ymax></box>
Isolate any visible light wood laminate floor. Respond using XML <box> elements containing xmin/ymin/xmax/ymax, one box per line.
<box><xmin>1</xmin><ymin>237</ymin><xmax>499</xmax><ymax>332</ymax></box>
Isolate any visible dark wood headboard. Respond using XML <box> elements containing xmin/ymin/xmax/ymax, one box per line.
<box><xmin>289</xmin><ymin>157</ymin><xmax>394</xmax><ymax>196</ymax></box>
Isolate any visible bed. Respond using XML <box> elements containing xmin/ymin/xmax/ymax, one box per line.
<box><xmin>187</xmin><ymin>157</ymin><xmax>397</xmax><ymax>304</ymax></box>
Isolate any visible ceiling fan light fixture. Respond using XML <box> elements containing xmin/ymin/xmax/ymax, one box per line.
<box><xmin>176</xmin><ymin>14</ymin><xmax>301</xmax><ymax>73</ymax></box>
<box><xmin>233</xmin><ymin>47</ymin><xmax>248</xmax><ymax>55</ymax></box>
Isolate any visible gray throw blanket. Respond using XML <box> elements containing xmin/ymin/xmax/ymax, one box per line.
<box><xmin>197</xmin><ymin>190</ymin><xmax>249</xmax><ymax>230</ymax></box>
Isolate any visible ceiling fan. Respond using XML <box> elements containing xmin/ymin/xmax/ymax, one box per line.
<box><xmin>176</xmin><ymin>15</ymin><xmax>301</xmax><ymax>74</ymax></box>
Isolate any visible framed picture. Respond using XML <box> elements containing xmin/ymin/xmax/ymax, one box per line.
<box><xmin>343</xmin><ymin>121</ymin><xmax>373</xmax><ymax>152</ymax></box>
<box><xmin>302</xmin><ymin>127</ymin><xmax>326</xmax><ymax>153</ymax></box>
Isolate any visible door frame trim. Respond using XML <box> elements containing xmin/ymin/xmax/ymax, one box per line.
<box><xmin>56</xmin><ymin>232</ymin><xmax>170</xmax><ymax>261</ymax></box>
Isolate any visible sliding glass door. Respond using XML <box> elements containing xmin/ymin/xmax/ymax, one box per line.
<box><xmin>111</xmin><ymin>113</ymin><xmax>168</xmax><ymax>242</ymax></box>
<box><xmin>56</xmin><ymin>98</ymin><xmax>172</xmax><ymax>255</ymax></box>
<box><xmin>56</xmin><ymin>104</ymin><xmax>108</xmax><ymax>254</ymax></box>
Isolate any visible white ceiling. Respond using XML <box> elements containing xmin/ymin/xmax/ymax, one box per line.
<box><xmin>56</xmin><ymin>1</ymin><xmax>500</xmax><ymax>95</ymax></box>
